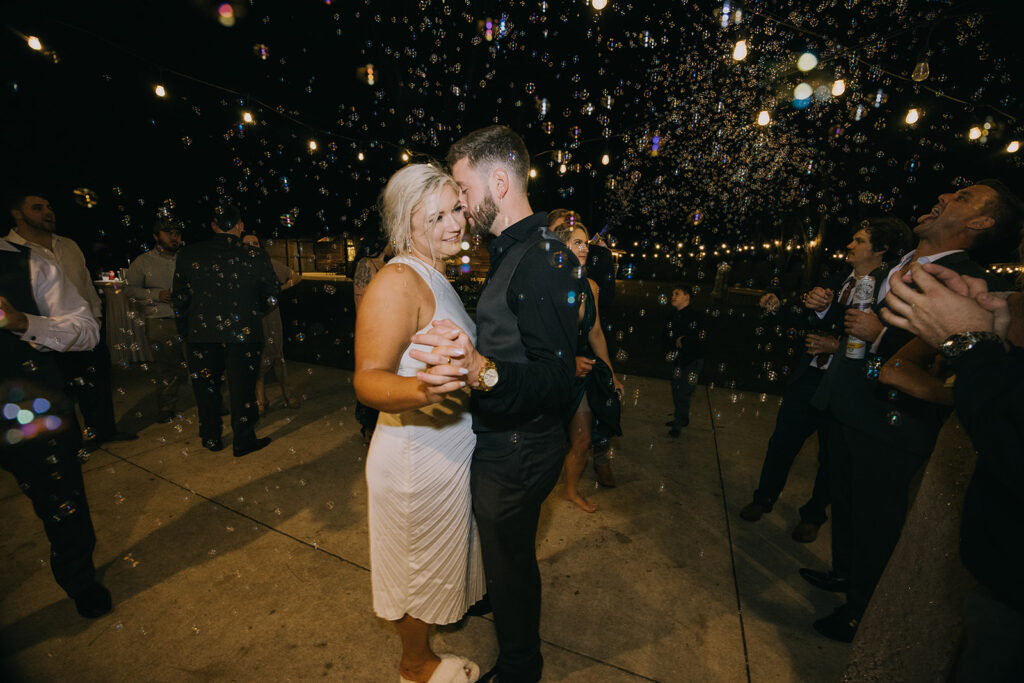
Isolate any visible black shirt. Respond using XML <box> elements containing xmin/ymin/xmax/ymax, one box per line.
<box><xmin>475</xmin><ymin>212</ymin><xmax>578</xmax><ymax>421</ymax></box>
<box><xmin>666</xmin><ymin>305</ymin><xmax>706</xmax><ymax>366</ymax></box>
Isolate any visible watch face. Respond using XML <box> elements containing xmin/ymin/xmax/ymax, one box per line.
<box><xmin>482</xmin><ymin>367</ymin><xmax>499</xmax><ymax>387</ymax></box>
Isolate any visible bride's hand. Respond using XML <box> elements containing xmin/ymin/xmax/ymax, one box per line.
<box><xmin>410</xmin><ymin>320</ymin><xmax>480</xmax><ymax>395</ymax></box>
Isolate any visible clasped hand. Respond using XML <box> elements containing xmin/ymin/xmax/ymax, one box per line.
<box><xmin>408</xmin><ymin>318</ymin><xmax>480</xmax><ymax>400</ymax></box>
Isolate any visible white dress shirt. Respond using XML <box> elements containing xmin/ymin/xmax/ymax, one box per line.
<box><xmin>5</xmin><ymin>228</ymin><xmax>104</xmax><ymax>320</ymax></box>
<box><xmin>1</xmin><ymin>238</ymin><xmax>100</xmax><ymax>352</ymax></box>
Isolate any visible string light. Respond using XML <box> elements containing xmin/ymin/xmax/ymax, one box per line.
<box><xmin>911</xmin><ymin>59</ymin><xmax>930</xmax><ymax>82</ymax></box>
<box><xmin>308</xmin><ymin>140</ymin><xmax>317</xmax><ymax>151</ymax></box>
<box><xmin>732</xmin><ymin>39</ymin><xmax>748</xmax><ymax>61</ymax></box>
<box><xmin>154</xmin><ymin>84</ymin><xmax>166</xmax><ymax>97</ymax></box>
<box><xmin>529</xmin><ymin>168</ymin><xmax>537</xmax><ymax>178</ymax></box>
<box><xmin>27</xmin><ymin>36</ymin><xmax>43</xmax><ymax>51</ymax></box>
<box><xmin>591</xmin><ymin>0</ymin><xmax>609</xmax><ymax>10</ymax></box>
<box><xmin>401</xmin><ymin>152</ymin><xmax>409</xmax><ymax>161</ymax></box>
<box><xmin>793</xmin><ymin>82</ymin><xmax>813</xmax><ymax>100</ymax></box>
<box><xmin>757</xmin><ymin>110</ymin><xmax>770</xmax><ymax>126</ymax></box>
<box><xmin>905</xmin><ymin>108</ymin><xmax>920</xmax><ymax>124</ymax></box>
<box><xmin>601</xmin><ymin>153</ymin><xmax>610</xmax><ymax>165</ymax></box>
<box><xmin>1008</xmin><ymin>141</ymin><xmax>1021</xmax><ymax>154</ymax></box>
<box><xmin>831</xmin><ymin>79</ymin><xmax>845</xmax><ymax>96</ymax></box>
<box><xmin>796</xmin><ymin>52</ymin><xmax>818</xmax><ymax>71</ymax></box>
<box><xmin>968</xmin><ymin>126</ymin><xmax>983</xmax><ymax>140</ymax></box>
<box><xmin>357</xmin><ymin>152</ymin><xmax>365</xmax><ymax>161</ymax></box>
<box><xmin>241</xmin><ymin>111</ymin><xmax>253</xmax><ymax>124</ymax></box>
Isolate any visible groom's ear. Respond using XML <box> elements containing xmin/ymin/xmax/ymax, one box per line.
<box><xmin>492</xmin><ymin>167</ymin><xmax>510</xmax><ymax>200</ymax></box>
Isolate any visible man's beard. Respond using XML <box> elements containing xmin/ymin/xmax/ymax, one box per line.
<box><xmin>470</xmin><ymin>194</ymin><xmax>499</xmax><ymax>237</ymax></box>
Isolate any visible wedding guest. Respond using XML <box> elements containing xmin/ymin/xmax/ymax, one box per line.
<box><xmin>882</xmin><ymin>260</ymin><xmax>1024</xmax><ymax>682</ymax></box>
<box><xmin>550</xmin><ymin>215</ymin><xmax>624</xmax><ymax>513</ymax></box>
<box><xmin>413</xmin><ymin>125</ymin><xmax>578</xmax><ymax>682</ymax></box>
<box><xmin>665</xmin><ymin>286</ymin><xmax>706</xmax><ymax>436</ymax></box>
<box><xmin>124</xmin><ymin>219</ymin><xmax>185</xmax><ymax>422</ymax></box>
<box><xmin>806</xmin><ymin>180</ymin><xmax>1020</xmax><ymax>642</ymax></box>
<box><xmin>354</xmin><ymin>163</ymin><xmax>482</xmax><ymax>683</ymax></box>
<box><xmin>241</xmin><ymin>234</ymin><xmax>301</xmax><ymax>415</ymax></box>
<box><xmin>1</xmin><ymin>235</ymin><xmax>111</xmax><ymax>618</ymax></box>
<box><xmin>7</xmin><ymin>193</ymin><xmax>136</xmax><ymax>447</ymax></box>
<box><xmin>172</xmin><ymin>204</ymin><xmax>279</xmax><ymax>457</ymax></box>
<box><xmin>739</xmin><ymin>218</ymin><xmax>911</xmax><ymax>543</ymax></box>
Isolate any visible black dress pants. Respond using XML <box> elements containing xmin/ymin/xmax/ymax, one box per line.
<box><xmin>56</xmin><ymin>325</ymin><xmax>118</xmax><ymax>441</ymax></box>
<box><xmin>752</xmin><ymin>367</ymin><xmax>830</xmax><ymax>524</ymax></box>
<box><xmin>670</xmin><ymin>359</ymin><xmax>703</xmax><ymax>427</ymax></box>
<box><xmin>186</xmin><ymin>342</ymin><xmax>261</xmax><ymax>449</ymax></box>
<box><xmin>471</xmin><ymin>426</ymin><xmax>567</xmax><ymax>682</ymax></box>
<box><xmin>1</xmin><ymin>414</ymin><xmax>98</xmax><ymax>598</ymax></box>
<box><xmin>825</xmin><ymin>418</ymin><xmax>927</xmax><ymax>619</ymax></box>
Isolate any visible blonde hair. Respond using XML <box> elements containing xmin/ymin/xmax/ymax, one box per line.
<box><xmin>379</xmin><ymin>163</ymin><xmax>460</xmax><ymax>256</ymax></box>
<box><xmin>549</xmin><ymin>209</ymin><xmax>588</xmax><ymax>246</ymax></box>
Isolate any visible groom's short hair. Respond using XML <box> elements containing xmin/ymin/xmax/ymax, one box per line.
<box><xmin>447</xmin><ymin>125</ymin><xmax>530</xmax><ymax>190</ymax></box>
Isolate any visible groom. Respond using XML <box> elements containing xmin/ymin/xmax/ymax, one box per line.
<box><xmin>414</xmin><ymin>125</ymin><xmax>579</xmax><ymax>681</ymax></box>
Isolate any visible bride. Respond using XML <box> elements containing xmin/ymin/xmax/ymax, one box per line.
<box><xmin>354</xmin><ymin>164</ymin><xmax>483</xmax><ymax>683</ymax></box>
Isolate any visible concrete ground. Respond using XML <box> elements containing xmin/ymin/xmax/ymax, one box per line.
<box><xmin>1</xmin><ymin>363</ymin><xmax>849</xmax><ymax>682</ymax></box>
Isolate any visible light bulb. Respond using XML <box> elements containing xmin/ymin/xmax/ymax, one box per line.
<box><xmin>591</xmin><ymin>0</ymin><xmax>608</xmax><ymax>9</ymax></box>
<box><xmin>558</xmin><ymin>163</ymin><xmax>567</xmax><ymax>174</ymax></box>
<box><xmin>831</xmin><ymin>79</ymin><xmax>846</xmax><ymax>96</ymax></box>
<box><xmin>27</xmin><ymin>36</ymin><xmax>43</xmax><ymax>51</ymax></box>
<box><xmin>911</xmin><ymin>60</ymin><xmax>930</xmax><ymax>82</ymax></box>
<box><xmin>793</xmin><ymin>82</ymin><xmax>813</xmax><ymax>100</ymax></box>
<box><xmin>357</xmin><ymin>152</ymin><xmax>365</xmax><ymax>161</ymax></box>
<box><xmin>732</xmin><ymin>39</ymin><xmax>747</xmax><ymax>61</ymax></box>
<box><xmin>529</xmin><ymin>168</ymin><xmax>537</xmax><ymax>178</ymax></box>
<box><xmin>1008</xmin><ymin>141</ymin><xmax>1021</xmax><ymax>154</ymax></box>
<box><xmin>308</xmin><ymin>140</ymin><xmax>317</xmax><ymax>151</ymax></box>
<box><xmin>601</xmin><ymin>153</ymin><xmax>610</xmax><ymax>165</ymax></box>
<box><xmin>968</xmin><ymin>126</ymin><xmax>983</xmax><ymax>140</ymax></box>
<box><xmin>757</xmin><ymin>110</ymin><xmax>770</xmax><ymax>126</ymax></box>
<box><xmin>905</xmin><ymin>108</ymin><xmax>919</xmax><ymax>124</ymax></box>
<box><xmin>242</xmin><ymin>111</ymin><xmax>253</xmax><ymax>123</ymax></box>
<box><xmin>154</xmin><ymin>84</ymin><xmax>166</xmax><ymax>97</ymax></box>
<box><xmin>401</xmin><ymin>152</ymin><xmax>409</xmax><ymax>161</ymax></box>
<box><xmin>797</xmin><ymin>52</ymin><xmax>818</xmax><ymax>71</ymax></box>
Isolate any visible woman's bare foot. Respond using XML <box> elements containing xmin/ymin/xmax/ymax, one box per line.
<box><xmin>562</xmin><ymin>488</ymin><xmax>597</xmax><ymax>513</ymax></box>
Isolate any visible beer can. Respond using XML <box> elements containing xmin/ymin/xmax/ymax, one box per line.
<box><xmin>844</xmin><ymin>275</ymin><xmax>875</xmax><ymax>360</ymax></box>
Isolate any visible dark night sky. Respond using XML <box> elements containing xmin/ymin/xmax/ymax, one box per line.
<box><xmin>2</xmin><ymin>0</ymin><xmax>1022</xmax><ymax>269</ymax></box>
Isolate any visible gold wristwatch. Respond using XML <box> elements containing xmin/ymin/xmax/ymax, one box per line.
<box><xmin>476</xmin><ymin>357</ymin><xmax>499</xmax><ymax>392</ymax></box>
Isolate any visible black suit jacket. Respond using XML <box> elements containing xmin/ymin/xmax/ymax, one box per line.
<box><xmin>172</xmin><ymin>233</ymin><xmax>280</xmax><ymax>344</ymax></box>
<box><xmin>812</xmin><ymin>251</ymin><xmax>1007</xmax><ymax>456</ymax></box>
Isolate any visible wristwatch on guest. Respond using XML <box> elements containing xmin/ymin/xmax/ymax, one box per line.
<box><xmin>476</xmin><ymin>357</ymin><xmax>499</xmax><ymax>392</ymax></box>
<box><xmin>939</xmin><ymin>331</ymin><xmax>1002</xmax><ymax>359</ymax></box>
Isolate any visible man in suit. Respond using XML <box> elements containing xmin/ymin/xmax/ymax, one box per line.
<box><xmin>740</xmin><ymin>218</ymin><xmax>911</xmax><ymax>543</ymax></box>
<box><xmin>1</xmin><ymin>236</ymin><xmax>112</xmax><ymax>619</ymax></box>
<box><xmin>172</xmin><ymin>204</ymin><xmax>279</xmax><ymax>457</ymax></box>
<box><xmin>414</xmin><ymin>125</ymin><xmax>578</xmax><ymax>682</ymax></box>
<box><xmin>806</xmin><ymin>180</ymin><xmax>1021</xmax><ymax>641</ymax></box>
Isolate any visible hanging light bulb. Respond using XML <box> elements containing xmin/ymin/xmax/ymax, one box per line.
<box><xmin>591</xmin><ymin>0</ymin><xmax>608</xmax><ymax>9</ymax></box>
<box><xmin>905</xmin><ymin>108</ymin><xmax>920</xmax><ymax>124</ymax></box>
<box><xmin>308</xmin><ymin>140</ymin><xmax>317</xmax><ymax>151</ymax></box>
<box><xmin>242</xmin><ymin>111</ymin><xmax>253</xmax><ymax>124</ymax></box>
<box><xmin>911</xmin><ymin>59</ymin><xmax>930</xmax><ymax>82</ymax></box>
<box><xmin>793</xmin><ymin>82</ymin><xmax>813</xmax><ymax>100</ymax></box>
<box><xmin>558</xmin><ymin>163</ymin><xmax>567</xmax><ymax>174</ymax></box>
<box><xmin>1008</xmin><ymin>141</ymin><xmax>1021</xmax><ymax>154</ymax></box>
<box><xmin>401</xmin><ymin>152</ymin><xmax>409</xmax><ymax>161</ymax></box>
<box><xmin>968</xmin><ymin>126</ymin><xmax>983</xmax><ymax>140</ymax></box>
<box><xmin>732</xmin><ymin>39</ymin><xmax>748</xmax><ymax>61</ymax></box>
<box><xmin>27</xmin><ymin>36</ymin><xmax>43</xmax><ymax>51</ymax></box>
<box><xmin>357</xmin><ymin>152</ymin><xmax>365</xmax><ymax>161</ymax></box>
<box><xmin>601</xmin><ymin>153</ymin><xmax>610</xmax><ymax>165</ymax></box>
<box><xmin>154</xmin><ymin>84</ymin><xmax>166</xmax><ymax>97</ymax></box>
<box><xmin>831</xmin><ymin>79</ymin><xmax>846</xmax><ymax>96</ymax></box>
<box><xmin>529</xmin><ymin>168</ymin><xmax>537</xmax><ymax>178</ymax></box>
<box><xmin>796</xmin><ymin>52</ymin><xmax>818</xmax><ymax>71</ymax></box>
<box><xmin>757</xmin><ymin>110</ymin><xmax>771</xmax><ymax>126</ymax></box>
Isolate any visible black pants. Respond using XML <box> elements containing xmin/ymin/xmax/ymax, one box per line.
<box><xmin>825</xmin><ymin>418</ymin><xmax>927</xmax><ymax>618</ymax></box>
<box><xmin>56</xmin><ymin>326</ymin><xmax>118</xmax><ymax>441</ymax></box>
<box><xmin>186</xmin><ymin>342</ymin><xmax>261</xmax><ymax>449</ymax></box>
<box><xmin>471</xmin><ymin>426</ymin><xmax>566</xmax><ymax>682</ymax></box>
<box><xmin>670</xmin><ymin>359</ymin><xmax>703</xmax><ymax>427</ymax></box>
<box><xmin>1</xmin><ymin>414</ymin><xmax>98</xmax><ymax>598</ymax></box>
<box><xmin>752</xmin><ymin>367</ymin><xmax>830</xmax><ymax>524</ymax></box>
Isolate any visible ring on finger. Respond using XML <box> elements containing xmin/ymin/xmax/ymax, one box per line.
<box><xmin>446</xmin><ymin>356</ymin><xmax>452</xmax><ymax>365</ymax></box>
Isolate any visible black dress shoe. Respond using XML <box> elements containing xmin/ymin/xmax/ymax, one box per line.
<box><xmin>233</xmin><ymin>437</ymin><xmax>271</xmax><ymax>458</ymax></box>
<box><xmin>203</xmin><ymin>438</ymin><xmax>224</xmax><ymax>452</ymax></box>
<box><xmin>813</xmin><ymin>605</ymin><xmax>859</xmax><ymax>642</ymax></box>
<box><xmin>73</xmin><ymin>583</ymin><xmax>112</xmax><ymax>619</ymax></box>
<box><xmin>740</xmin><ymin>501</ymin><xmax>771</xmax><ymax>522</ymax></box>
<box><xmin>792</xmin><ymin>521</ymin><xmax>821</xmax><ymax>543</ymax></box>
<box><xmin>799</xmin><ymin>568</ymin><xmax>849</xmax><ymax>593</ymax></box>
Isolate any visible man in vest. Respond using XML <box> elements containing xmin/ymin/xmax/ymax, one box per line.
<box><xmin>1</xmin><ymin>235</ymin><xmax>112</xmax><ymax>618</ymax></box>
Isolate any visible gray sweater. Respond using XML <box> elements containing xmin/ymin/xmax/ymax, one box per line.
<box><xmin>125</xmin><ymin>249</ymin><xmax>177</xmax><ymax>318</ymax></box>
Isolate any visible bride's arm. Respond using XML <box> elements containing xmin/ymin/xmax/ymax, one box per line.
<box><xmin>354</xmin><ymin>265</ymin><xmax>456</xmax><ymax>411</ymax></box>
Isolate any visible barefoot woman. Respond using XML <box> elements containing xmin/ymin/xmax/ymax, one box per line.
<box><xmin>354</xmin><ymin>164</ymin><xmax>483</xmax><ymax>682</ymax></box>
<box><xmin>550</xmin><ymin>214</ymin><xmax>624</xmax><ymax>512</ymax></box>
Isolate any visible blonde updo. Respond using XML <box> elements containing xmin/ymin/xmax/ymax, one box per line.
<box><xmin>379</xmin><ymin>163</ymin><xmax>460</xmax><ymax>256</ymax></box>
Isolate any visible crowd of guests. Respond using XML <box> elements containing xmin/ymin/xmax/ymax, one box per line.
<box><xmin>4</xmin><ymin>123</ymin><xmax>1024</xmax><ymax>682</ymax></box>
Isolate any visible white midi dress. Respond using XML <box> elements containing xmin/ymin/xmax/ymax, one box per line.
<box><xmin>365</xmin><ymin>256</ymin><xmax>485</xmax><ymax>624</ymax></box>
